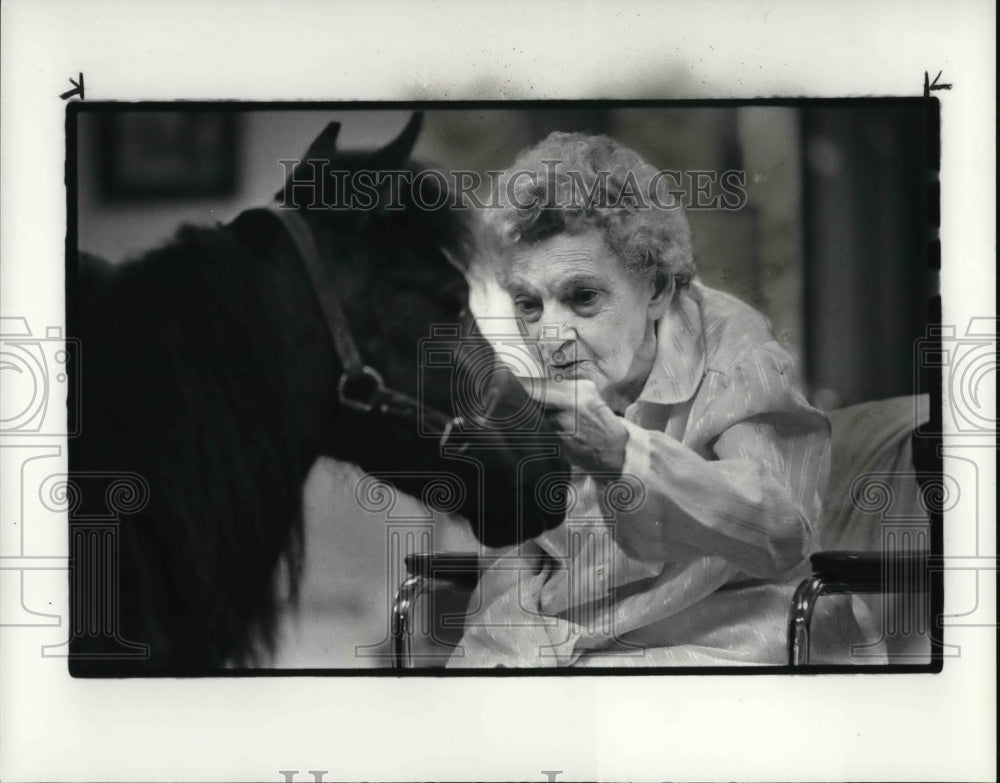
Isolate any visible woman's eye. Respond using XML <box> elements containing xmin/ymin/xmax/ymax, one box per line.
<box><xmin>514</xmin><ymin>298</ymin><xmax>541</xmax><ymax>320</ymax></box>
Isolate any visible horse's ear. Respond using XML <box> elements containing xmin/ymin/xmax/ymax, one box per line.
<box><xmin>302</xmin><ymin>121</ymin><xmax>342</xmax><ymax>163</ymax></box>
<box><xmin>364</xmin><ymin>112</ymin><xmax>423</xmax><ymax>170</ymax></box>
<box><xmin>274</xmin><ymin>121</ymin><xmax>341</xmax><ymax>201</ymax></box>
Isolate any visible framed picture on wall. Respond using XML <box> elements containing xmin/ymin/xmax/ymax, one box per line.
<box><xmin>99</xmin><ymin>110</ymin><xmax>238</xmax><ymax>200</ymax></box>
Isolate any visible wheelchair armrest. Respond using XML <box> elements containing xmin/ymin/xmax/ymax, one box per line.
<box><xmin>403</xmin><ymin>552</ymin><xmax>485</xmax><ymax>590</ymax></box>
<box><xmin>788</xmin><ymin>549</ymin><xmax>930</xmax><ymax>665</ymax></box>
<box><xmin>808</xmin><ymin>550</ymin><xmax>930</xmax><ymax>593</ymax></box>
<box><xmin>393</xmin><ymin>553</ymin><xmax>484</xmax><ymax>669</ymax></box>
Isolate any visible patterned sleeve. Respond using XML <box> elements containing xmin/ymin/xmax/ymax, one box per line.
<box><xmin>613</xmin><ymin>340</ymin><xmax>831</xmax><ymax>578</ymax></box>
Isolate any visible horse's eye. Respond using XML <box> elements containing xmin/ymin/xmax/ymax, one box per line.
<box><xmin>440</xmin><ymin>282</ymin><xmax>468</xmax><ymax>318</ymax></box>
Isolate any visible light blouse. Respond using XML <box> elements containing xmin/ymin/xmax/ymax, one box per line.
<box><xmin>448</xmin><ymin>281</ymin><xmax>884</xmax><ymax>667</ymax></box>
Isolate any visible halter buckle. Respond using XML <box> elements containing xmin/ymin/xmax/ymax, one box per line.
<box><xmin>338</xmin><ymin>366</ymin><xmax>386</xmax><ymax>413</ymax></box>
<box><xmin>439</xmin><ymin>415</ymin><xmax>468</xmax><ymax>450</ymax></box>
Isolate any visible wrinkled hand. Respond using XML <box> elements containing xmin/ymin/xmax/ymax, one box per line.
<box><xmin>528</xmin><ymin>378</ymin><xmax>629</xmax><ymax>476</ymax></box>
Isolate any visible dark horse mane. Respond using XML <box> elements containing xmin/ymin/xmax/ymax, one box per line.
<box><xmin>70</xmin><ymin>116</ymin><xmax>565</xmax><ymax>674</ymax></box>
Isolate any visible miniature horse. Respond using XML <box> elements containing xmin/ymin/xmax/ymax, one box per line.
<box><xmin>68</xmin><ymin>114</ymin><xmax>566</xmax><ymax>674</ymax></box>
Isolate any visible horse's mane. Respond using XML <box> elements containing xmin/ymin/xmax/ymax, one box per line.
<box><xmin>76</xmin><ymin>216</ymin><xmax>342</xmax><ymax>670</ymax></box>
<box><xmin>70</xmin><ymin>117</ymin><xmax>565</xmax><ymax>674</ymax></box>
<box><xmin>74</xmin><ymin>158</ymin><xmax>483</xmax><ymax>671</ymax></box>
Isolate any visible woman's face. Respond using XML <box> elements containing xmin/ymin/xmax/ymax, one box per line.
<box><xmin>504</xmin><ymin>228</ymin><xmax>669</xmax><ymax>401</ymax></box>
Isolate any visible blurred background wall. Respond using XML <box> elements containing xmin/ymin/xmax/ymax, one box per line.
<box><xmin>801</xmin><ymin>104</ymin><xmax>929</xmax><ymax>408</ymax></box>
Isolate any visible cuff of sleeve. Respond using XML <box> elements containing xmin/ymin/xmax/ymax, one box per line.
<box><xmin>620</xmin><ymin>418</ymin><xmax>654</xmax><ymax>487</ymax></box>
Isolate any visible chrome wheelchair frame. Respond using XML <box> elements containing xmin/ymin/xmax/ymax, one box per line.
<box><xmin>391</xmin><ymin>414</ymin><xmax>941</xmax><ymax>670</ymax></box>
<box><xmin>390</xmin><ymin>549</ymin><xmax>933</xmax><ymax>669</ymax></box>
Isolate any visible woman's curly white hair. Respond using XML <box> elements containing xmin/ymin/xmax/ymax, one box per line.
<box><xmin>481</xmin><ymin>131</ymin><xmax>695</xmax><ymax>295</ymax></box>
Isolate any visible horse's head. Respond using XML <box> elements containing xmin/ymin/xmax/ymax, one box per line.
<box><xmin>272</xmin><ymin>115</ymin><xmax>568</xmax><ymax>547</ymax></box>
<box><xmin>69</xmin><ymin>113</ymin><xmax>569</xmax><ymax>674</ymax></box>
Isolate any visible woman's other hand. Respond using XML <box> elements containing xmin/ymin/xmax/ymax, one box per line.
<box><xmin>529</xmin><ymin>378</ymin><xmax>629</xmax><ymax>476</ymax></box>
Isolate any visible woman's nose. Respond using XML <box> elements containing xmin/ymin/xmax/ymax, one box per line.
<box><xmin>534</xmin><ymin>306</ymin><xmax>578</xmax><ymax>359</ymax></box>
<box><xmin>535</xmin><ymin>303</ymin><xmax>578</xmax><ymax>341</ymax></box>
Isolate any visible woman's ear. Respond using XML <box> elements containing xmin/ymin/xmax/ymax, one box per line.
<box><xmin>646</xmin><ymin>271</ymin><xmax>673</xmax><ymax>320</ymax></box>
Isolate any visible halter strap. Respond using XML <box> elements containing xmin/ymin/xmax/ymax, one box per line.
<box><xmin>262</xmin><ymin>206</ymin><xmax>365</xmax><ymax>376</ymax></box>
<box><xmin>233</xmin><ymin>206</ymin><xmax>464</xmax><ymax>443</ymax></box>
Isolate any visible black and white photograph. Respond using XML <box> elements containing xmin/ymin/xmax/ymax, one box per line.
<box><xmin>1</xmin><ymin>2</ymin><xmax>995</xmax><ymax>781</ymax></box>
<box><xmin>65</xmin><ymin>102</ymin><xmax>940</xmax><ymax>674</ymax></box>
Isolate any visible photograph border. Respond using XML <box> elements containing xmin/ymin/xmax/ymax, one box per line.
<box><xmin>65</xmin><ymin>97</ymin><xmax>945</xmax><ymax>679</ymax></box>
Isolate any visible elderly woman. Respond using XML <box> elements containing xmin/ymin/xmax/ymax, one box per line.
<box><xmin>449</xmin><ymin>132</ymin><xmax>884</xmax><ymax>667</ymax></box>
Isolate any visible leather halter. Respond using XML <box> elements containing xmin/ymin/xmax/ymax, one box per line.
<box><xmin>237</xmin><ymin>206</ymin><xmax>466</xmax><ymax>449</ymax></box>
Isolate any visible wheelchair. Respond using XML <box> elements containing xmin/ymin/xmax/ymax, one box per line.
<box><xmin>390</xmin><ymin>395</ymin><xmax>940</xmax><ymax>669</ymax></box>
